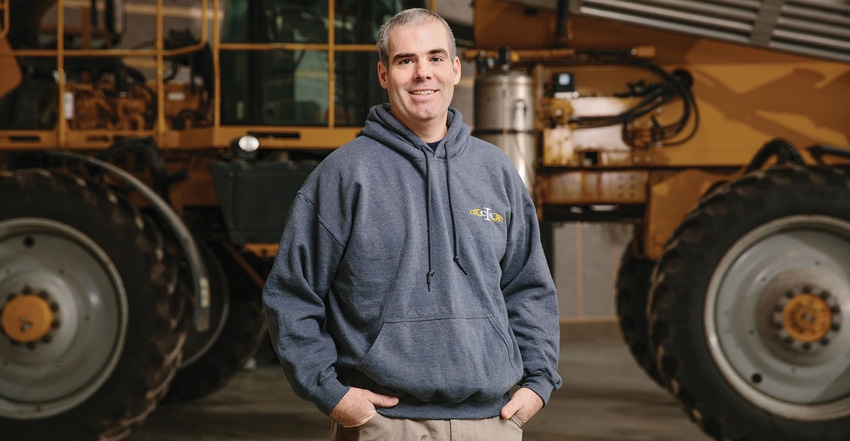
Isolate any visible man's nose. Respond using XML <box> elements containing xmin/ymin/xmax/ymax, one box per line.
<box><xmin>414</xmin><ymin>61</ymin><xmax>431</xmax><ymax>79</ymax></box>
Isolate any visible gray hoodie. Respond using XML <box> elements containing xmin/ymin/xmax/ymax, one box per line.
<box><xmin>262</xmin><ymin>104</ymin><xmax>561</xmax><ymax>420</ymax></box>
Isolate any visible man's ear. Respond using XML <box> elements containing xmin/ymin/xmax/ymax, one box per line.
<box><xmin>377</xmin><ymin>61</ymin><xmax>388</xmax><ymax>89</ymax></box>
<box><xmin>452</xmin><ymin>57</ymin><xmax>461</xmax><ymax>85</ymax></box>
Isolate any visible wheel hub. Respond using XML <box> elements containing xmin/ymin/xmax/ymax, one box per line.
<box><xmin>772</xmin><ymin>287</ymin><xmax>841</xmax><ymax>351</ymax></box>
<box><xmin>782</xmin><ymin>292</ymin><xmax>833</xmax><ymax>342</ymax></box>
<box><xmin>1</xmin><ymin>289</ymin><xmax>57</xmax><ymax>345</ymax></box>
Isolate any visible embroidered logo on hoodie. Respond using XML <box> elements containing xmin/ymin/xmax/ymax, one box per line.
<box><xmin>469</xmin><ymin>207</ymin><xmax>504</xmax><ymax>222</ymax></box>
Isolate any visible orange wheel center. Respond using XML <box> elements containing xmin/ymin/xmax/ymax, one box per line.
<box><xmin>1</xmin><ymin>294</ymin><xmax>54</xmax><ymax>343</ymax></box>
<box><xmin>782</xmin><ymin>293</ymin><xmax>833</xmax><ymax>343</ymax></box>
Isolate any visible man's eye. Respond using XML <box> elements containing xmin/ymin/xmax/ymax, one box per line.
<box><xmin>431</xmin><ymin>57</ymin><xmax>444</xmax><ymax>62</ymax></box>
<box><xmin>399</xmin><ymin>59</ymin><xmax>412</xmax><ymax>65</ymax></box>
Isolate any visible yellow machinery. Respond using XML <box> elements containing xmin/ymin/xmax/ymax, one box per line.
<box><xmin>5</xmin><ymin>0</ymin><xmax>850</xmax><ymax>440</ymax></box>
<box><xmin>470</xmin><ymin>1</ymin><xmax>850</xmax><ymax>440</ymax></box>
<box><xmin>0</xmin><ymin>0</ymin><xmax>425</xmax><ymax>439</ymax></box>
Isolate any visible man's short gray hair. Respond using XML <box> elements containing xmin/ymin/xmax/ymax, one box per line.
<box><xmin>377</xmin><ymin>8</ymin><xmax>457</xmax><ymax>69</ymax></box>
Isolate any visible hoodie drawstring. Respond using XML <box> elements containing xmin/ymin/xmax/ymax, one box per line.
<box><xmin>424</xmin><ymin>152</ymin><xmax>435</xmax><ymax>292</ymax></box>
<box><xmin>445</xmin><ymin>152</ymin><xmax>467</xmax><ymax>276</ymax></box>
<box><xmin>423</xmin><ymin>142</ymin><xmax>467</xmax><ymax>291</ymax></box>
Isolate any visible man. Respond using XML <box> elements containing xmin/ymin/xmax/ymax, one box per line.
<box><xmin>262</xmin><ymin>8</ymin><xmax>561</xmax><ymax>440</ymax></box>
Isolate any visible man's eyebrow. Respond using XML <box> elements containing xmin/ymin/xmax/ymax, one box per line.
<box><xmin>391</xmin><ymin>52</ymin><xmax>415</xmax><ymax>63</ymax></box>
<box><xmin>391</xmin><ymin>49</ymin><xmax>449</xmax><ymax>63</ymax></box>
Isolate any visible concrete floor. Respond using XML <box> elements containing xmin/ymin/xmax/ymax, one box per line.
<box><xmin>127</xmin><ymin>325</ymin><xmax>713</xmax><ymax>441</ymax></box>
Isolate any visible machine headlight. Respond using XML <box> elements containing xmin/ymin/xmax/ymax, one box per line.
<box><xmin>231</xmin><ymin>135</ymin><xmax>260</xmax><ymax>159</ymax></box>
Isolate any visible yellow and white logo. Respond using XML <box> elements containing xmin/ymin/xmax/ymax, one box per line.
<box><xmin>470</xmin><ymin>207</ymin><xmax>504</xmax><ymax>222</ymax></box>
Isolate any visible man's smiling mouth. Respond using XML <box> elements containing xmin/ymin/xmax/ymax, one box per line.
<box><xmin>410</xmin><ymin>90</ymin><xmax>436</xmax><ymax>95</ymax></box>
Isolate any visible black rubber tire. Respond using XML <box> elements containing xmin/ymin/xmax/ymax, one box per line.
<box><xmin>649</xmin><ymin>165</ymin><xmax>850</xmax><ymax>441</ymax></box>
<box><xmin>615</xmin><ymin>242</ymin><xmax>661</xmax><ymax>386</ymax></box>
<box><xmin>164</xmin><ymin>240</ymin><xmax>267</xmax><ymax>401</ymax></box>
<box><xmin>0</xmin><ymin>169</ymin><xmax>186</xmax><ymax>440</ymax></box>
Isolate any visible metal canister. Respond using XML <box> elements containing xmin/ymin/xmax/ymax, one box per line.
<box><xmin>474</xmin><ymin>69</ymin><xmax>536</xmax><ymax>194</ymax></box>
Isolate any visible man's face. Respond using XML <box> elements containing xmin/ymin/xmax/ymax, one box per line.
<box><xmin>377</xmin><ymin>19</ymin><xmax>461</xmax><ymax>141</ymax></box>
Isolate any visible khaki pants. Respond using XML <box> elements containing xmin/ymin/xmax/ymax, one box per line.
<box><xmin>330</xmin><ymin>414</ymin><xmax>523</xmax><ymax>441</ymax></box>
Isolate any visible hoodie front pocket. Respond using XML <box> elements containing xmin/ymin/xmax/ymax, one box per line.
<box><xmin>357</xmin><ymin>316</ymin><xmax>522</xmax><ymax>404</ymax></box>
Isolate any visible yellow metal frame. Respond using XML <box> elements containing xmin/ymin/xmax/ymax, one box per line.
<box><xmin>3</xmin><ymin>0</ymin><xmax>407</xmax><ymax>152</ymax></box>
<box><xmin>469</xmin><ymin>0</ymin><xmax>850</xmax><ymax>257</ymax></box>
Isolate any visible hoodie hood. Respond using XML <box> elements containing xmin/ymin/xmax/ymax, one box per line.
<box><xmin>360</xmin><ymin>104</ymin><xmax>470</xmax><ymax>290</ymax></box>
<box><xmin>360</xmin><ymin>104</ymin><xmax>471</xmax><ymax>163</ymax></box>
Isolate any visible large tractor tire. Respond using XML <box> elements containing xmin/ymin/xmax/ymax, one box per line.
<box><xmin>649</xmin><ymin>165</ymin><xmax>850</xmax><ymax>441</ymax></box>
<box><xmin>0</xmin><ymin>169</ymin><xmax>186</xmax><ymax>440</ymax></box>
<box><xmin>615</xmin><ymin>242</ymin><xmax>661</xmax><ymax>385</ymax></box>
<box><xmin>165</xmin><ymin>240</ymin><xmax>266</xmax><ymax>401</ymax></box>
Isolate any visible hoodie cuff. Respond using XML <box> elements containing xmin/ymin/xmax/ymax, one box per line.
<box><xmin>521</xmin><ymin>375</ymin><xmax>556</xmax><ymax>405</ymax></box>
<box><xmin>314</xmin><ymin>377</ymin><xmax>351</xmax><ymax>416</ymax></box>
